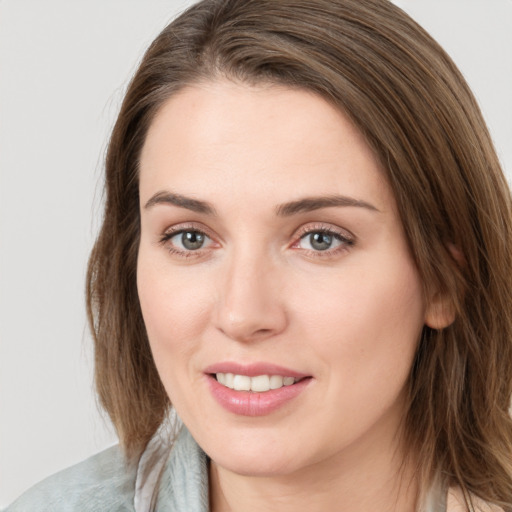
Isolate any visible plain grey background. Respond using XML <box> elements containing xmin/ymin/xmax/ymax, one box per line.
<box><xmin>1</xmin><ymin>0</ymin><xmax>511</xmax><ymax>507</ymax></box>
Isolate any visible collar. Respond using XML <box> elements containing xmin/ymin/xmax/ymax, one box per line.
<box><xmin>135</xmin><ymin>426</ymin><xmax>209</xmax><ymax>512</ymax></box>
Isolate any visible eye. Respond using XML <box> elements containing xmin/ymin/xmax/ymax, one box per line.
<box><xmin>173</xmin><ymin>230</ymin><xmax>209</xmax><ymax>251</ymax></box>
<box><xmin>159</xmin><ymin>226</ymin><xmax>216</xmax><ymax>257</ymax></box>
<box><xmin>299</xmin><ymin>231</ymin><xmax>340</xmax><ymax>251</ymax></box>
<box><xmin>292</xmin><ymin>224</ymin><xmax>355</xmax><ymax>257</ymax></box>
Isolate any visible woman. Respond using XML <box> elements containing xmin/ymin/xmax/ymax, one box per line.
<box><xmin>6</xmin><ymin>0</ymin><xmax>512</xmax><ymax>510</ymax></box>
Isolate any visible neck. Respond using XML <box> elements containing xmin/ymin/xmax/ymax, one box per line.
<box><xmin>209</xmin><ymin>429</ymin><xmax>419</xmax><ymax>512</ymax></box>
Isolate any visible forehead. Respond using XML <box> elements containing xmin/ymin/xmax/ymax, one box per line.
<box><xmin>139</xmin><ymin>80</ymin><xmax>392</xmax><ymax>212</ymax></box>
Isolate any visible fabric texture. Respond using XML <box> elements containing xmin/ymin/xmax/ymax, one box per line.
<box><xmin>4</xmin><ymin>444</ymin><xmax>137</xmax><ymax>511</ymax></box>
<box><xmin>4</xmin><ymin>428</ymin><xmax>208</xmax><ymax>512</ymax></box>
<box><xmin>4</xmin><ymin>426</ymin><xmax>504</xmax><ymax>512</ymax></box>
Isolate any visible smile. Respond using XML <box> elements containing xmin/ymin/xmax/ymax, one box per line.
<box><xmin>215</xmin><ymin>373</ymin><xmax>300</xmax><ymax>392</ymax></box>
<box><xmin>205</xmin><ymin>363</ymin><xmax>312</xmax><ymax>416</ymax></box>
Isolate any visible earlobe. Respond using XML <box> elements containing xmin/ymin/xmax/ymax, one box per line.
<box><xmin>424</xmin><ymin>244</ymin><xmax>462</xmax><ymax>330</ymax></box>
<box><xmin>424</xmin><ymin>295</ymin><xmax>455</xmax><ymax>329</ymax></box>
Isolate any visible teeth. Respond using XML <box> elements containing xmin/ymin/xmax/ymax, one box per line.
<box><xmin>225</xmin><ymin>373</ymin><xmax>234</xmax><ymax>388</ymax></box>
<box><xmin>233</xmin><ymin>374</ymin><xmax>251</xmax><ymax>391</ymax></box>
<box><xmin>269</xmin><ymin>375</ymin><xmax>284</xmax><ymax>389</ymax></box>
<box><xmin>251</xmin><ymin>375</ymin><xmax>270</xmax><ymax>392</ymax></box>
<box><xmin>215</xmin><ymin>373</ymin><xmax>299</xmax><ymax>392</ymax></box>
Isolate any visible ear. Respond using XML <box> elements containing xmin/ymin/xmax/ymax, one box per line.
<box><xmin>424</xmin><ymin>243</ymin><xmax>461</xmax><ymax>330</ymax></box>
<box><xmin>424</xmin><ymin>292</ymin><xmax>455</xmax><ymax>329</ymax></box>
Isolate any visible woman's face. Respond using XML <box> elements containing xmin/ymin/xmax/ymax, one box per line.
<box><xmin>137</xmin><ymin>81</ymin><xmax>434</xmax><ymax>477</ymax></box>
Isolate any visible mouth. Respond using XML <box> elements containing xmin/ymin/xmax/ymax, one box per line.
<box><xmin>204</xmin><ymin>363</ymin><xmax>312</xmax><ymax>416</ymax></box>
<box><xmin>212</xmin><ymin>373</ymin><xmax>304</xmax><ymax>392</ymax></box>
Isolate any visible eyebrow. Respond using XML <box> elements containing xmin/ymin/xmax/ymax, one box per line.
<box><xmin>144</xmin><ymin>191</ymin><xmax>217</xmax><ymax>215</ymax></box>
<box><xmin>144</xmin><ymin>190</ymin><xmax>379</xmax><ymax>216</ymax></box>
<box><xmin>275</xmin><ymin>195</ymin><xmax>379</xmax><ymax>216</ymax></box>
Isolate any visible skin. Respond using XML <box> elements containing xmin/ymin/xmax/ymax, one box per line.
<box><xmin>137</xmin><ymin>80</ymin><xmax>450</xmax><ymax>512</ymax></box>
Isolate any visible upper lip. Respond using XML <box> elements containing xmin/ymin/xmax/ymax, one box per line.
<box><xmin>204</xmin><ymin>362</ymin><xmax>310</xmax><ymax>379</ymax></box>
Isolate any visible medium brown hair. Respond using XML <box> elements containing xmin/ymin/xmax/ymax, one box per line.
<box><xmin>87</xmin><ymin>0</ymin><xmax>512</xmax><ymax>508</ymax></box>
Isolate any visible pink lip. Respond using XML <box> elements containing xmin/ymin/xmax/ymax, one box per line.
<box><xmin>204</xmin><ymin>362</ymin><xmax>312</xmax><ymax>417</ymax></box>
<box><xmin>204</xmin><ymin>362</ymin><xmax>309</xmax><ymax>378</ymax></box>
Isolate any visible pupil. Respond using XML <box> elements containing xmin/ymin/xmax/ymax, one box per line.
<box><xmin>310</xmin><ymin>232</ymin><xmax>332</xmax><ymax>251</ymax></box>
<box><xmin>182</xmin><ymin>231</ymin><xmax>204</xmax><ymax>250</ymax></box>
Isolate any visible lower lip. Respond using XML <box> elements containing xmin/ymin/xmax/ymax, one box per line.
<box><xmin>207</xmin><ymin>375</ymin><xmax>311</xmax><ymax>416</ymax></box>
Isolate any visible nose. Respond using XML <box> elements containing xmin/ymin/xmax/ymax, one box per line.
<box><xmin>213</xmin><ymin>249</ymin><xmax>288</xmax><ymax>343</ymax></box>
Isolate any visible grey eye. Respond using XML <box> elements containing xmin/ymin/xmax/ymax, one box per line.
<box><xmin>297</xmin><ymin>230</ymin><xmax>349</xmax><ymax>253</ymax></box>
<box><xmin>308</xmin><ymin>232</ymin><xmax>334</xmax><ymax>251</ymax></box>
<box><xmin>180</xmin><ymin>231</ymin><xmax>206</xmax><ymax>250</ymax></box>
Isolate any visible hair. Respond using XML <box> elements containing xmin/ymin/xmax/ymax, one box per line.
<box><xmin>86</xmin><ymin>0</ymin><xmax>512</xmax><ymax>509</ymax></box>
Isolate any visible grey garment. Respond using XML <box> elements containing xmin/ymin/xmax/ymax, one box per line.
<box><xmin>4</xmin><ymin>445</ymin><xmax>137</xmax><ymax>512</ymax></box>
<box><xmin>155</xmin><ymin>428</ymin><xmax>209</xmax><ymax>512</ymax></box>
<box><xmin>4</xmin><ymin>428</ymin><xmax>209</xmax><ymax>512</ymax></box>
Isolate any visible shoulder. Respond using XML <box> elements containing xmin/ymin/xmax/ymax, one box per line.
<box><xmin>5</xmin><ymin>445</ymin><xmax>137</xmax><ymax>512</ymax></box>
<box><xmin>447</xmin><ymin>487</ymin><xmax>506</xmax><ymax>512</ymax></box>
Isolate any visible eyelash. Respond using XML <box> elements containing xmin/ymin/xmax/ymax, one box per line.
<box><xmin>158</xmin><ymin>223</ymin><xmax>217</xmax><ymax>259</ymax></box>
<box><xmin>158</xmin><ymin>222</ymin><xmax>355</xmax><ymax>259</ymax></box>
<box><xmin>292</xmin><ymin>224</ymin><xmax>355</xmax><ymax>258</ymax></box>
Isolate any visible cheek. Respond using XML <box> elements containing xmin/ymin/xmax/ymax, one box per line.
<box><xmin>136</xmin><ymin>251</ymin><xmax>212</xmax><ymax>363</ymax></box>
<box><xmin>293</xmin><ymin>254</ymin><xmax>425</xmax><ymax>394</ymax></box>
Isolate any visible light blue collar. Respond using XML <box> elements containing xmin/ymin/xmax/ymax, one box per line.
<box><xmin>155</xmin><ymin>427</ymin><xmax>209</xmax><ymax>512</ymax></box>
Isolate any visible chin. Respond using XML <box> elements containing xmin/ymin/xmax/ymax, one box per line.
<box><xmin>203</xmin><ymin>428</ymin><xmax>314</xmax><ymax>478</ymax></box>
<box><xmin>211</xmin><ymin>451</ymin><xmax>301</xmax><ymax>478</ymax></box>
